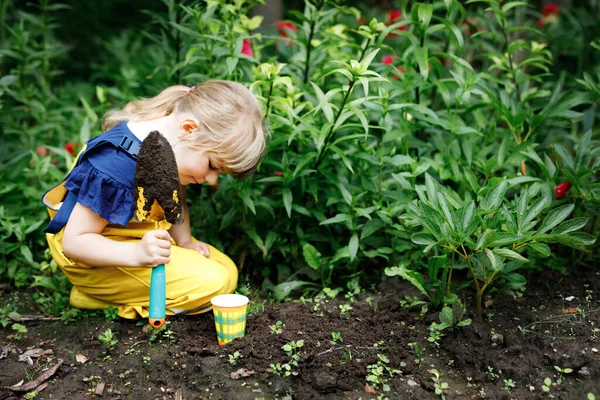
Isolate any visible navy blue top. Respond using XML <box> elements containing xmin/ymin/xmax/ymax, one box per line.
<box><xmin>63</xmin><ymin>123</ymin><xmax>141</xmax><ymax>226</ymax></box>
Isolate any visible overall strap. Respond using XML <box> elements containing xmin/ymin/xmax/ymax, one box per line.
<box><xmin>43</xmin><ymin>128</ymin><xmax>140</xmax><ymax>234</ymax></box>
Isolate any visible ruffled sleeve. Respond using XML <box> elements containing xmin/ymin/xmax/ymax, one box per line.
<box><xmin>64</xmin><ymin>158</ymin><xmax>135</xmax><ymax>226</ymax></box>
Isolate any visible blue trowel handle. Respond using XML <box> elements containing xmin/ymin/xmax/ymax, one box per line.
<box><xmin>148</xmin><ymin>264</ymin><xmax>166</xmax><ymax>328</ymax></box>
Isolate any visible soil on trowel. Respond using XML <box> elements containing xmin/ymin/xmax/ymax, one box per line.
<box><xmin>1</xmin><ymin>268</ymin><xmax>599</xmax><ymax>399</ymax></box>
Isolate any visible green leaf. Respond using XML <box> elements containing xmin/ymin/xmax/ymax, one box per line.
<box><xmin>412</xmin><ymin>232</ymin><xmax>437</xmax><ymax>246</ymax></box>
<box><xmin>20</xmin><ymin>246</ymin><xmax>33</xmax><ymax>264</ymax></box>
<box><xmin>554</xmin><ymin>144</ymin><xmax>575</xmax><ymax>169</ymax></box>
<box><xmin>417</xmin><ymin>3</ymin><xmax>433</xmax><ymax>29</ymax></box>
<box><xmin>348</xmin><ymin>234</ymin><xmax>359</xmax><ymax>261</ymax></box>
<box><xmin>537</xmin><ymin>204</ymin><xmax>574</xmax><ymax>234</ymax></box>
<box><xmin>489</xmin><ymin>233</ymin><xmax>522</xmax><ymax>247</ymax></box>
<box><xmin>522</xmin><ymin>196</ymin><xmax>552</xmax><ymax>230</ymax></box>
<box><xmin>415</xmin><ymin>46</ymin><xmax>429</xmax><ymax>80</ymax></box>
<box><xmin>484</xmin><ymin>248</ymin><xmax>499</xmax><ymax>271</ymax></box>
<box><xmin>527</xmin><ymin>242</ymin><xmax>551</xmax><ymax>256</ymax></box>
<box><xmin>282</xmin><ymin>188</ymin><xmax>293</xmax><ymax>218</ymax></box>
<box><xmin>439</xmin><ymin>307</ymin><xmax>453</xmax><ymax>326</ymax></box>
<box><xmin>493</xmin><ymin>248</ymin><xmax>529</xmax><ymax>262</ymax></box>
<box><xmin>302</xmin><ymin>242</ymin><xmax>322</xmax><ymax>270</ymax></box>
<box><xmin>534</xmin><ymin>233</ymin><xmax>596</xmax><ymax>247</ymax></box>
<box><xmin>552</xmin><ymin>217</ymin><xmax>589</xmax><ymax>235</ymax></box>
<box><xmin>274</xmin><ymin>281</ymin><xmax>312</xmax><ymax>302</ymax></box>
<box><xmin>79</xmin><ymin>96</ymin><xmax>98</xmax><ymax>124</ymax></box>
<box><xmin>320</xmin><ymin>213</ymin><xmax>351</xmax><ymax>225</ymax></box>
<box><xmin>385</xmin><ymin>264</ymin><xmax>429</xmax><ymax>299</ymax></box>
<box><xmin>476</xmin><ymin>229</ymin><xmax>496</xmax><ymax>250</ymax></box>
<box><xmin>462</xmin><ymin>201</ymin><xmax>476</xmax><ymax>232</ymax></box>
<box><xmin>437</xmin><ymin>193</ymin><xmax>455</xmax><ymax>230</ymax></box>
<box><xmin>484</xmin><ymin>180</ymin><xmax>507</xmax><ymax>211</ymax></box>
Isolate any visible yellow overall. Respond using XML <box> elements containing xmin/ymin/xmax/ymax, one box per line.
<box><xmin>44</xmin><ymin>145</ymin><xmax>238</xmax><ymax>319</ymax></box>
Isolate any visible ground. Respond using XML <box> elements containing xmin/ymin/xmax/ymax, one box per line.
<box><xmin>1</xmin><ymin>268</ymin><xmax>600</xmax><ymax>400</ymax></box>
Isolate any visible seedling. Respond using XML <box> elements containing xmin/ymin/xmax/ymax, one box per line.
<box><xmin>428</xmin><ymin>300</ymin><xmax>471</xmax><ymax>344</ymax></box>
<box><xmin>282</xmin><ymin>340</ymin><xmax>304</xmax><ymax>357</ymax></box>
<box><xmin>269</xmin><ymin>340</ymin><xmax>305</xmax><ymax>377</ymax></box>
<box><xmin>554</xmin><ymin>365</ymin><xmax>573</xmax><ymax>384</ymax></box>
<box><xmin>503</xmin><ymin>378</ymin><xmax>516</xmax><ymax>395</ymax></box>
<box><xmin>103</xmin><ymin>306</ymin><xmax>120</xmax><ymax>322</ymax></box>
<box><xmin>229</xmin><ymin>351</ymin><xmax>242</xmax><ymax>365</ymax></box>
<box><xmin>269</xmin><ymin>320</ymin><xmax>285</xmax><ymax>334</ymax></box>
<box><xmin>98</xmin><ymin>328</ymin><xmax>118</xmax><ymax>352</ymax></box>
<box><xmin>429</xmin><ymin>369</ymin><xmax>449</xmax><ymax>399</ymax></box>
<box><xmin>339</xmin><ymin>304</ymin><xmax>353</xmax><ymax>315</ymax></box>
<box><xmin>365</xmin><ymin>354</ymin><xmax>402</xmax><ymax>392</ymax></box>
<box><xmin>330</xmin><ymin>331</ymin><xmax>343</xmax><ymax>344</ymax></box>
<box><xmin>11</xmin><ymin>323</ymin><xmax>27</xmax><ymax>340</ymax></box>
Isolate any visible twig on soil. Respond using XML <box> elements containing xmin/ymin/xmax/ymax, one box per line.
<box><xmin>316</xmin><ymin>345</ymin><xmax>379</xmax><ymax>357</ymax></box>
<box><xmin>9</xmin><ymin>315</ymin><xmax>61</xmax><ymax>322</ymax></box>
<box><xmin>5</xmin><ymin>358</ymin><xmax>63</xmax><ymax>392</ymax></box>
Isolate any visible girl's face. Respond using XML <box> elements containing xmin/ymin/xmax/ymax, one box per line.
<box><xmin>174</xmin><ymin>145</ymin><xmax>221</xmax><ymax>186</ymax></box>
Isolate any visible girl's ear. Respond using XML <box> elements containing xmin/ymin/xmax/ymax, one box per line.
<box><xmin>180</xmin><ymin>118</ymin><xmax>199</xmax><ymax>135</ymax></box>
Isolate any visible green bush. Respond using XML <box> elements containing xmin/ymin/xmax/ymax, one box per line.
<box><xmin>1</xmin><ymin>0</ymin><xmax>598</xmax><ymax>313</ymax></box>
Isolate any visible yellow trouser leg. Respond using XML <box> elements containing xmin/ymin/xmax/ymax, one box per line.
<box><xmin>49</xmin><ymin>229</ymin><xmax>238</xmax><ymax>319</ymax></box>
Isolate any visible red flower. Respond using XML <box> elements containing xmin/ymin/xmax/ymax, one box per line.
<box><xmin>554</xmin><ymin>181</ymin><xmax>572</xmax><ymax>199</ymax></box>
<box><xmin>65</xmin><ymin>142</ymin><xmax>75</xmax><ymax>154</ymax></box>
<box><xmin>274</xmin><ymin>171</ymin><xmax>283</xmax><ymax>176</ymax></box>
<box><xmin>382</xmin><ymin>55</ymin><xmax>394</xmax><ymax>65</ymax></box>
<box><xmin>212</xmin><ymin>184</ymin><xmax>220</xmax><ymax>190</ymax></box>
<box><xmin>276</xmin><ymin>22</ymin><xmax>296</xmax><ymax>46</ymax></box>
<box><xmin>358</xmin><ymin>17</ymin><xmax>366</xmax><ymax>26</ymax></box>
<box><xmin>241</xmin><ymin>39</ymin><xmax>254</xmax><ymax>57</ymax></box>
<box><xmin>542</xmin><ymin>4</ymin><xmax>560</xmax><ymax>16</ymax></box>
<box><xmin>538</xmin><ymin>4</ymin><xmax>559</xmax><ymax>28</ymax></box>
<box><xmin>386</xmin><ymin>10</ymin><xmax>408</xmax><ymax>37</ymax></box>
<box><xmin>276</xmin><ymin>22</ymin><xmax>297</xmax><ymax>39</ymax></box>
<box><xmin>36</xmin><ymin>146</ymin><xmax>48</xmax><ymax>157</ymax></box>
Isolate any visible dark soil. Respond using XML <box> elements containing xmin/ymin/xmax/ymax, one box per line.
<box><xmin>1</xmin><ymin>269</ymin><xmax>600</xmax><ymax>399</ymax></box>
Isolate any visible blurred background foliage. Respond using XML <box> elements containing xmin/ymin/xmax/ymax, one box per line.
<box><xmin>0</xmin><ymin>0</ymin><xmax>598</xmax><ymax>316</ymax></box>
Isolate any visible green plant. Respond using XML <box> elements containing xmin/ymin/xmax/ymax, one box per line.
<box><xmin>429</xmin><ymin>369</ymin><xmax>449</xmax><ymax>399</ymax></box>
<box><xmin>399</xmin><ymin>175</ymin><xmax>595</xmax><ymax>312</ymax></box>
<box><xmin>330</xmin><ymin>331</ymin><xmax>342</xmax><ymax>344</ymax></box>
<box><xmin>365</xmin><ymin>354</ymin><xmax>402</xmax><ymax>393</ymax></box>
<box><xmin>503</xmin><ymin>378</ymin><xmax>516</xmax><ymax>395</ymax></box>
<box><xmin>338</xmin><ymin>303</ymin><xmax>353</xmax><ymax>315</ymax></box>
<box><xmin>269</xmin><ymin>320</ymin><xmax>285</xmax><ymax>334</ymax></box>
<box><xmin>428</xmin><ymin>300</ymin><xmax>472</xmax><ymax>343</ymax></box>
<box><xmin>0</xmin><ymin>303</ymin><xmax>20</xmax><ymax>328</ymax></box>
<box><xmin>11</xmin><ymin>323</ymin><xmax>27</xmax><ymax>339</ymax></box>
<box><xmin>23</xmin><ymin>390</ymin><xmax>38</xmax><ymax>399</ymax></box>
<box><xmin>553</xmin><ymin>365</ymin><xmax>573</xmax><ymax>384</ymax></box>
<box><xmin>228</xmin><ymin>351</ymin><xmax>243</xmax><ymax>365</ymax></box>
<box><xmin>98</xmin><ymin>328</ymin><xmax>118</xmax><ymax>352</ymax></box>
<box><xmin>103</xmin><ymin>306</ymin><xmax>120</xmax><ymax>322</ymax></box>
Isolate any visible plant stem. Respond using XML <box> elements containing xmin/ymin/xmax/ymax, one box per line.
<box><xmin>303</xmin><ymin>0</ymin><xmax>324</xmax><ymax>84</ymax></box>
<box><xmin>500</xmin><ymin>21</ymin><xmax>522</xmax><ymax>105</ymax></box>
<box><xmin>264</xmin><ymin>80</ymin><xmax>274</xmax><ymax>119</ymax></box>
<box><xmin>461</xmin><ymin>244</ymin><xmax>482</xmax><ymax>312</ymax></box>
<box><xmin>314</xmin><ymin>80</ymin><xmax>355</xmax><ymax>169</ymax></box>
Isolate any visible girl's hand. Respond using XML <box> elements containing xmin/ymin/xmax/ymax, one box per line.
<box><xmin>137</xmin><ymin>230</ymin><xmax>173</xmax><ymax>267</ymax></box>
<box><xmin>179</xmin><ymin>240</ymin><xmax>211</xmax><ymax>258</ymax></box>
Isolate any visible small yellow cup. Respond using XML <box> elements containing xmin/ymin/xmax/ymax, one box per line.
<box><xmin>210</xmin><ymin>294</ymin><xmax>249</xmax><ymax>345</ymax></box>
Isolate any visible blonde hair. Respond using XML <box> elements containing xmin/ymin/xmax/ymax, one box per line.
<box><xmin>103</xmin><ymin>81</ymin><xmax>266</xmax><ymax>178</ymax></box>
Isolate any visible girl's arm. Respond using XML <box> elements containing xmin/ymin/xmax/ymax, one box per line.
<box><xmin>169</xmin><ymin>186</ymin><xmax>210</xmax><ymax>257</ymax></box>
<box><xmin>62</xmin><ymin>203</ymin><xmax>172</xmax><ymax>268</ymax></box>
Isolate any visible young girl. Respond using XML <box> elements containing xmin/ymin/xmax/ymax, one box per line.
<box><xmin>42</xmin><ymin>81</ymin><xmax>266</xmax><ymax>319</ymax></box>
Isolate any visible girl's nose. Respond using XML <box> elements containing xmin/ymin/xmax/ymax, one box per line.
<box><xmin>206</xmin><ymin>171</ymin><xmax>220</xmax><ymax>186</ymax></box>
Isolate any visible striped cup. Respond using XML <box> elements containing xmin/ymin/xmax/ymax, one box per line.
<box><xmin>210</xmin><ymin>294</ymin><xmax>249</xmax><ymax>345</ymax></box>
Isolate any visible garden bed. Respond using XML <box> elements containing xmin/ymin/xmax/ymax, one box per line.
<box><xmin>1</xmin><ymin>268</ymin><xmax>599</xmax><ymax>400</ymax></box>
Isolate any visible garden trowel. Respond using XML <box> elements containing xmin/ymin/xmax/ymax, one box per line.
<box><xmin>134</xmin><ymin>130</ymin><xmax>184</xmax><ymax>329</ymax></box>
